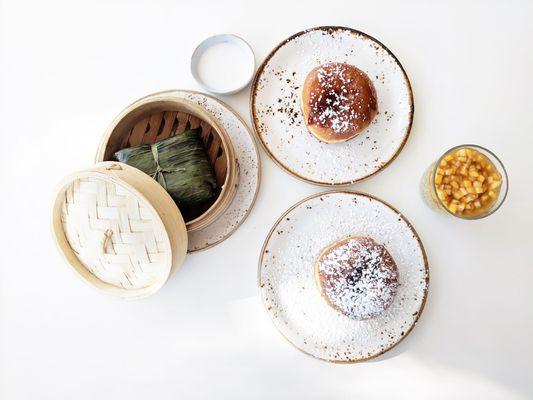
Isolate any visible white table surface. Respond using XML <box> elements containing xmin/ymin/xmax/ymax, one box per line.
<box><xmin>1</xmin><ymin>0</ymin><xmax>532</xmax><ymax>398</ymax></box>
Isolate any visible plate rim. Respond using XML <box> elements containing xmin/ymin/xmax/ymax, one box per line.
<box><xmin>121</xmin><ymin>89</ymin><xmax>262</xmax><ymax>253</ymax></box>
<box><xmin>250</xmin><ymin>25</ymin><xmax>415</xmax><ymax>186</ymax></box>
<box><xmin>257</xmin><ymin>190</ymin><xmax>430</xmax><ymax>363</ymax></box>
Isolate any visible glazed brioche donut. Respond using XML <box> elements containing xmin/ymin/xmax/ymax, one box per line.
<box><xmin>300</xmin><ymin>62</ymin><xmax>378</xmax><ymax>143</ymax></box>
<box><xmin>315</xmin><ymin>236</ymin><xmax>399</xmax><ymax>320</ymax></box>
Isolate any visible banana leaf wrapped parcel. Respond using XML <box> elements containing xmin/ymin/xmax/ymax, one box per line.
<box><xmin>114</xmin><ymin>128</ymin><xmax>217</xmax><ymax>219</ymax></box>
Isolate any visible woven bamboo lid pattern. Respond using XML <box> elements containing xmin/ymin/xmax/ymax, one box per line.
<box><xmin>52</xmin><ymin>162</ymin><xmax>188</xmax><ymax>299</ymax></box>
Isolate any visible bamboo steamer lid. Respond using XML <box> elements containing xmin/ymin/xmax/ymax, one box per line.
<box><xmin>51</xmin><ymin>162</ymin><xmax>188</xmax><ymax>299</ymax></box>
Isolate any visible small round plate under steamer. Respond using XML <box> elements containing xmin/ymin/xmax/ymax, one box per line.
<box><xmin>145</xmin><ymin>90</ymin><xmax>261</xmax><ymax>252</ymax></box>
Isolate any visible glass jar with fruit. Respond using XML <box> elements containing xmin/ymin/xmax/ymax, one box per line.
<box><xmin>421</xmin><ymin>145</ymin><xmax>508</xmax><ymax>219</ymax></box>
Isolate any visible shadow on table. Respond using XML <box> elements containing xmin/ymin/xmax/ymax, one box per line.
<box><xmin>156</xmin><ymin>205</ymin><xmax>532</xmax><ymax>398</ymax></box>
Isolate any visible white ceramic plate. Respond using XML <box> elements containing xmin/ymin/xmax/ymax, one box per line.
<box><xmin>251</xmin><ymin>26</ymin><xmax>414</xmax><ymax>186</ymax></box>
<box><xmin>259</xmin><ymin>191</ymin><xmax>428</xmax><ymax>362</ymax></box>
<box><xmin>139</xmin><ymin>90</ymin><xmax>261</xmax><ymax>252</ymax></box>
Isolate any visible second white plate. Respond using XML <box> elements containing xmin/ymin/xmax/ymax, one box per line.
<box><xmin>259</xmin><ymin>191</ymin><xmax>429</xmax><ymax>362</ymax></box>
<box><xmin>251</xmin><ymin>26</ymin><xmax>414</xmax><ymax>186</ymax></box>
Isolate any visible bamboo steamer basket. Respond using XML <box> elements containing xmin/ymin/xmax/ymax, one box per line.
<box><xmin>52</xmin><ymin>95</ymin><xmax>240</xmax><ymax>298</ymax></box>
<box><xmin>96</xmin><ymin>96</ymin><xmax>239</xmax><ymax>232</ymax></box>
<box><xmin>51</xmin><ymin>162</ymin><xmax>188</xmax><ymax>299</ymax></box>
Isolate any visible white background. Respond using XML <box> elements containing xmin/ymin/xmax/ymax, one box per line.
<box><xmin>1</xmin><ymin>0</ymin><xmax>532</xmax><ymax>399</ymax></box>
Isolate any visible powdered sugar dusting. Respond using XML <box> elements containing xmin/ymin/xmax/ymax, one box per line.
<box><xmin>318</xmin><ymin>237</ymin><xmax>399</xmax><ymax>320</ymax></box>
<box><xmin>259</xmin><ymin>192</ymin><xmax>428</xmax><ymax>362</ymax></box>
<box><xmin>307</xmin><ymin>63</ymin><xmax>376</xmax><ymax>134</ymax></box>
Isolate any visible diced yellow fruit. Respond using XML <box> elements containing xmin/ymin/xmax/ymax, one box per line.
<box><xmin>463</xmin><ymin>194</ymin><xmax>477</xmax><ymax>203</ymax></box>
<box><xmin>433</xmin><ymin>147</ymin><xmax>502</xmax><ymax>216</ymax></box>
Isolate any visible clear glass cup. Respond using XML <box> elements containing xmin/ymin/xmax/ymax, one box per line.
<box><xmin>421</xmin><ymin>144</ymin><xmax>508</xmax><ymax>219</ymax></box>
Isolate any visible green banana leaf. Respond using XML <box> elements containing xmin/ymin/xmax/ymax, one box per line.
<box><xmin>114</xmin><ymin>128</ymin><xmax>217</xmax><ymax>220</ymax></box>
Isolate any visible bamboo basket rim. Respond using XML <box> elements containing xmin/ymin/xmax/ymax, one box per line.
<box><xmin>95</xmin><ymin>95</ymin><xmax>238</xmax><ymax>232</ymax></box>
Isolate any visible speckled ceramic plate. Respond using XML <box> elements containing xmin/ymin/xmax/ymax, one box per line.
<box><xmin>251</xmin><ymin>26</ymin><xmax>413</xmax><ymax>186</ymax></box>
<box><xmin>258</xmin><ymin>191</ymin><xmax>428</xmax><ymax>362</ymax></box>
<box><xmin>138</xmin><ymin>90</ymin><xmax>261</xmax><ymax>252</ymax></box>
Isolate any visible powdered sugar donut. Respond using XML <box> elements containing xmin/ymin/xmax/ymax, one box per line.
<box><xmin>301</xmin><ymin>62</ymin><xmax>378</xmax><ymax>143</ymax></box>
<box><xmin>316</xmin><ymin>236</ymin><xmax>399</xmax><ymax>320</ymax></box>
